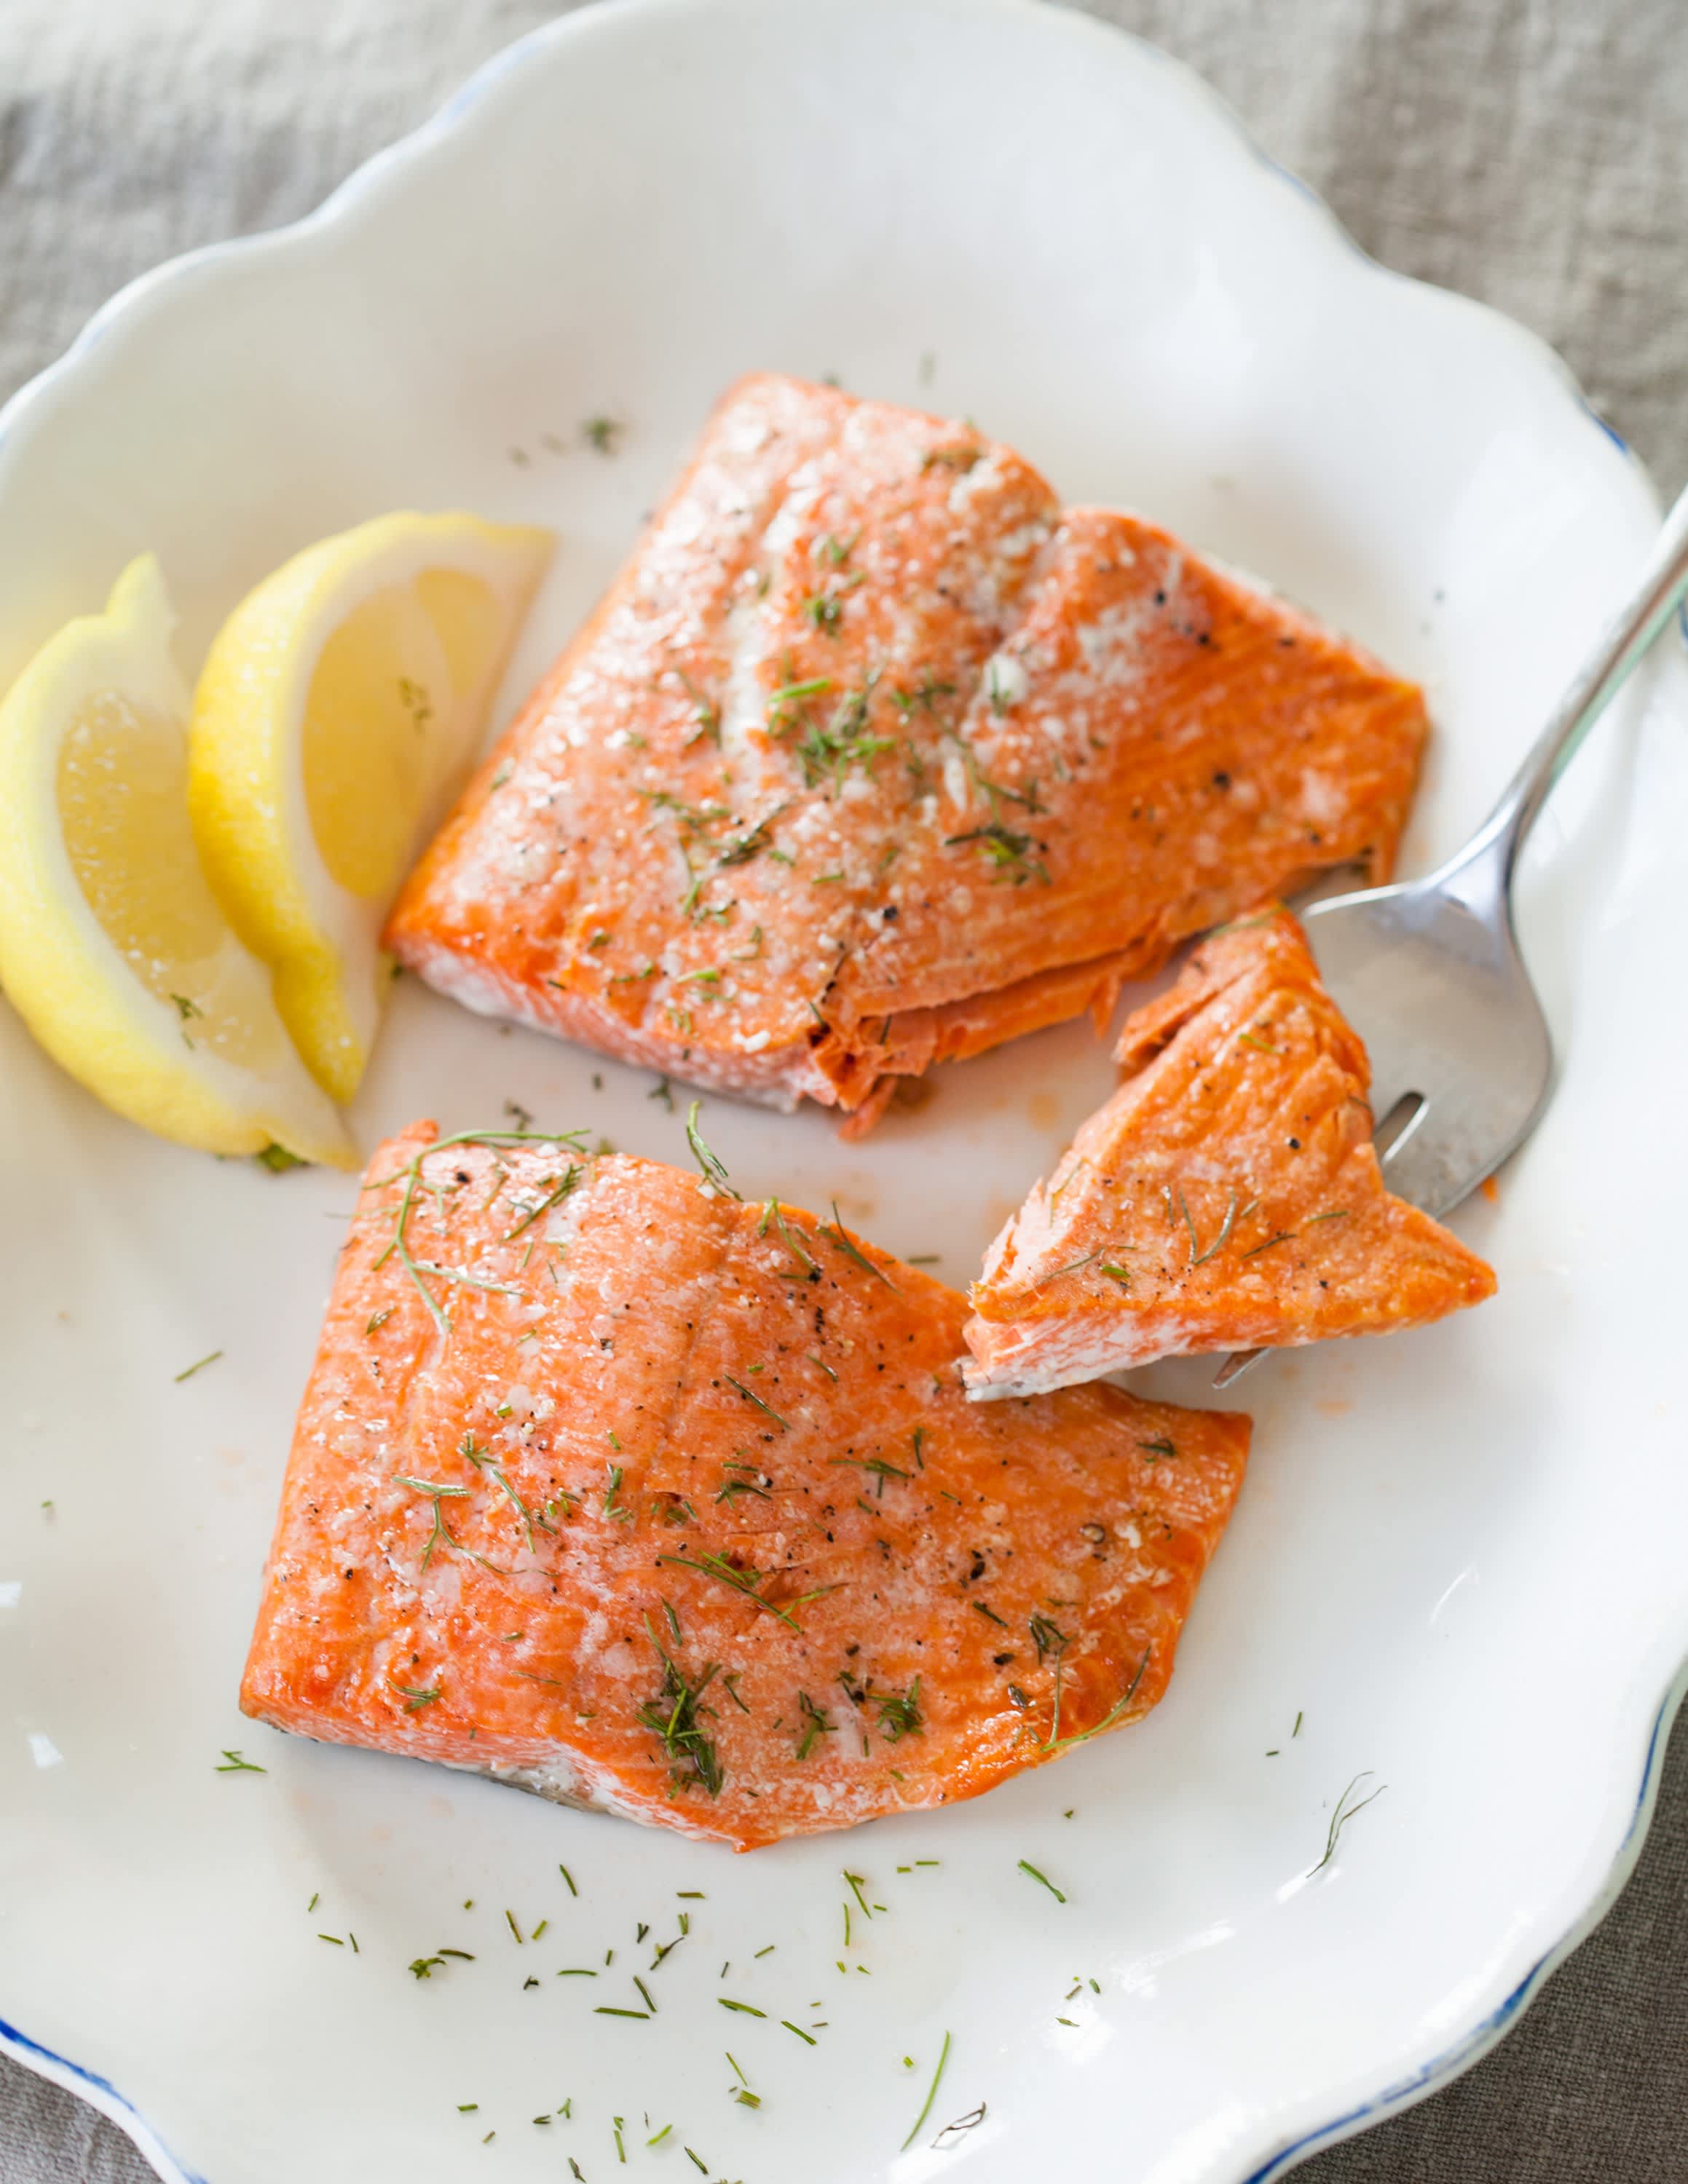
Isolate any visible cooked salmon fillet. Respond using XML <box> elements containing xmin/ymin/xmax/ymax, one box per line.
<box><xmin>240</xmin><ymin>1122</ymin><xmax>1250</xmax><ymax>1848</ymax></box>
<box><xmin>963</xmin><ymin>907</ymin><xmax>1496</xmax><ymax>1398</ymax></box>
<box><xmin>386</xmin><ymin>374</ymin><xmax>1427</xmax><ymax>1131</ymax></box>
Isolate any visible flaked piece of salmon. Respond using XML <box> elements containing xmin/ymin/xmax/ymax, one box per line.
<box><xmin>386</xmin><ymin>373</ymin><xmax>1427</xmax><ymax>1129</ymax></box>
<box><xmin>963</xmin><ymin>907</ymin><xmax>1496</xmax><ymax>1398</ymax></box>
<box><xmin>240</xmin><ymin>1122</ymin><xmax>1250</xmax><ymax>1848</ymax></box>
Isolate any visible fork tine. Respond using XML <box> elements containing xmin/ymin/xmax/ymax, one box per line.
<box><xmin>1211</xmin><ymin>1347</ymin><xmax>1261</xmax><ymax>1388</ymax></box>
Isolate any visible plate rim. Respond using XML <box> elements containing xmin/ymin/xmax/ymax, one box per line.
<box><xmin>0</xmin><ymin>4</ymin><xmax>1679</xmax><ymax>2180</ymax></box>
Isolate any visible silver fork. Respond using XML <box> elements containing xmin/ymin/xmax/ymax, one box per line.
<box><xmin>1213</xmin><ymin>478</ymin><xmax>1688</xmax><ymax>1389</ymax></box>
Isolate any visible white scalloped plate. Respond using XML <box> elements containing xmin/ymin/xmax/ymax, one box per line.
<box><xmin>1</xmin><ymin>4</ymin><xmax>1684</xmax><ymax>2182</ymax></box>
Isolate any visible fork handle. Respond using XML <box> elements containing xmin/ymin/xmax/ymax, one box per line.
<box><xmin>1456</xmin><ymin>475</ymin><xmax>1688</xmax><ymax>888</ymax></box>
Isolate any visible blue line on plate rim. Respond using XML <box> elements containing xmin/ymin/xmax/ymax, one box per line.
<box><xmin>0</xmin><ymin>2012</ymin><xmax>206</xmax><ymax>2184</ymax></box>
<box><xmin>1239</xmin><ymin>1674</ymin><xmax>1686</xmax><ymax>2182</ymax></box>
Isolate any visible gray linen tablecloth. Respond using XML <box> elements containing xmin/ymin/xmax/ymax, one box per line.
<box><xmin>0</xmin><ymin>3</ymin><xmax>1683</xmax><ymax>2177</ymax></box>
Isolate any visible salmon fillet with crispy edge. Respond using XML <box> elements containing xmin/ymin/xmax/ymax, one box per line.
<box><xmin>240</xmin><ymin>1122</ymin><xmax>1250</xmax><ymax>1849</ymax></box>
<box><xmin>963</xmin><ymin>907</ymin><xmax>1496</xmax><ymax>1398</ymax></box>
<box><xmin>385</xmin><ymin>373</ymin><xmax>1427</xmax><ymax>1131</ymax></box>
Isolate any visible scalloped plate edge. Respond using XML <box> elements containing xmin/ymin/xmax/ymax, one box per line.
<box><xmin>0</xmin><ymin>7</ymin><xmax>1679</xmax><ymax>2183</ymax></box>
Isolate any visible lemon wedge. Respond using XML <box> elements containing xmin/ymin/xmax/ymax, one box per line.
<box><xmin>188</xmin><ymin>511</ymin><xmax>553</xmax><ymax>1101</ymax></box>
<box><xmin>0</xmin><ymin>555</ymin><xmax>354</xmax><ymax>1166</ymax></box>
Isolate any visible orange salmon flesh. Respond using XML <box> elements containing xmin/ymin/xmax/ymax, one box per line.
<box><xmin>963</xmin><ymin>907</ymin><xmax>1496</xmax><ymax>1397</ymax></box>
<box><xmin>386</xmin><ymin>374</ymin><xmax>1428</xmax><ymax>1130</ymax></box>
<box><xmin>240</xmin><ymin>1124</ymin><xmax>1250</xmax><ymax>1848</ymax></box>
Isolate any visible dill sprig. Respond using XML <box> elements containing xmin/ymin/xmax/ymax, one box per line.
<box><xmin>802</xmin><ymin>571</ymin><xmax>866</xmax><ymax>633</ymax></box>
<box><xmin>759</xmin><ymin>1197</ymin><xmax>819</xmax><ymax>1273</ymax></box>
<box><xmin>827</xmin><ymin>1455</ymin><xmax>911</xmax><ymax>1496</ymax></box>
<box><xmin>794</xmin><ymin>1690</ymin><xmax>835</xmax><ymax>1760</ymax></box>
<box><xmin>943</xmin><ymin>820</ymin><xmax>1050</xmax><ymax>887</ymax></box>
<box><xmin>216</xmin><ymin>1749</ymin><xmax>265</xmax><ymax>1773</ymax></box>
<box><xmin>1180</xmin><ymin>1185</ymin><xmax>1239</xmax><ymax>1270</ymax></box>
<box><xmin>890</xmin><ymin>670</ymin><xmax>956</xmax><ymax>717</ymax></box>
<box><xmin>723</xmin><ymin>1372</ymin><xmax>790</xmax><ymax>1430</ymax></box>
<box><xmin>684</xmin><ymin>1101</ymin><xmax>740</xmax><ymax>1200</ymax></box>
<box><xmin>676</xmin><ymin>670</ymin><xmax>720</xmax><ymax>748</ymax></box>
<box><xmin>369</xmin><ymin>1128</ymin><xmax>591</xmax><ymax>1334</ymax></box>
<box><xmin>951</xmin><ymin>734</ymin><xmax>1045</xmax><ymax>816</ymax></box>
<box><xmin>656</xmin><ymin>1549</ymin><xmax>829</xmax><ymax>1631</ymax></box>
<box><xmin>1017</xmin><ymin>1859</ymin><xmax>1067</xmax><ymax>1903</ymax></box>
<box><xmin>797</xmin><ymin>686</ymin><xmax>893</xmax><ymax>793</ymax></box>
<box><xmin>460</xmin><ymin>1433</ymin><xmax>555</xmax><ymax>1550</ymax></box>
<box><xmin>636</xmin><ymin>1621</ymin><xmax>725</xmax><ymax>1797</ymax></box>
<box><xmin>820</xmin><ymin>1202</ymin><xmax>899</xmax><ymax>1289</ymax></box>
<box><xmin>716</xmin><ymin>802</ymin><xmax>789</xmax><ymax>868</ymax></box>
<box><xmin>502</xmin><ymin>1166</ymin><xmax>580</xmax><ymax>1241</ymax></box>
<box><xmin>839</xmin><ymin>1675</ymin><xmax>922</xmax><ymax>1744</ymax></box>
<box><xmin>394</xmin><ymin>1476</ymin><xmax>504</xmax><ymax>1576</ymax></box>
<box><xmin>1242</xmin><ymin>1229</ymin><xmax>1298</xmax><ymax>1259</ymax></box>
<box><xmin>714</xmin><ymin>1461</ymin><xmax>772</xmax><ymax>1508</ymax></box>
<box><xmin>1307</xmin><ymin>1771</ymin><xmax>1386</xmax><ymax>1877</ymax></box>
<box><xmin>901</xmin><ymin>2031</ymin><xmax>953</xmax><ymax>2152</ymax></box>
<box><xmin>766</xmin><ymin>673</ymin><xmax>834</xmax><ymax>737</ymax></box>
<box><xmin>1044</xmin><ymin>1646</ymin><xmax>1153</xmax><ymax>1752</ymax></box>
<box><xmin>1030</xmin><ymin>1615</ymin><xmax>1072</xmax><ymax>1746</ymax></box>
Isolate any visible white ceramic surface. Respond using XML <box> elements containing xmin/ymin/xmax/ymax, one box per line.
<box><xmin>1</xmin><ymin>4</ymin><xmax>1684</xmax><ymax>2181</ymax></box>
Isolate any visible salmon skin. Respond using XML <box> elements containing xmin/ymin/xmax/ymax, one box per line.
<box><xmin>963</xmin><ymin>907</ymin><xmax>1496</xmax><ymax>1398</ymax></box>
<box><xmin>240</xmin><ymin>1123</ymin><xmax>1250</xmax><ymax>1849</ymax></box>
<box><xmin>386</xmin><ymin>373</ymin><xmax>1427</xmax><ymax>1131</ymax></box>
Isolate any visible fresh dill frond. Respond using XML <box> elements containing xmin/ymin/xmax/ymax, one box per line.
<box><xmin>827</xmin><ymin>1454</ymin><xmax>912</xmax><ymax>1496</ymax></box>
<box><xmin>1307</xmin><ymin>1771</ymin><xmax>1386</xmax><ymax>1878</ymax></box>
<box><xmin>819</xmin><ymin>1202</ymin><xmax>899</xmax><ymax>1289</ymax></box>
<box><xmin>656</xmin><ymin>1549</ymin><xmax>811</xmax><ymax>1631</ymax></box>
<box><xmin>1181</xmin><ymin>1185</ymin><xmax>1239</xmax><ymax>1270</ymax></box>
<box><xmin>794</xmin><ymin>1690</ymin><xmax>835</xmax><ymax>1760</ymax></box>
<box><xmin>765</xmin><ymin>673</ymin><xmax>834</xmax><ymax>737</ymax></box>
<box><xmin>1242</xmin><ymin>1229</ymin><xmax>1298</xmax><ymax>1259</ymax></box>
<box><xmin>1044</xmin><ymin>1646</ymin><xmax>1153</xmax><ymax>1752</ymax></box>
<box><xmin>723</xmin><ymin>1373</ymin><xmax>789</xmax><ymax>1429</ymax></box>
<box><xmin>901</xmin><ymin>2030</ymin><xmax>953</xmax><ymax>2151</ymax></box>
<box><xmin>684</xmin><ymin>1100</ymin><xmax>741</xmax><ymax>1199</ymax></box>
<box><xmin>943</xmin><ymin>820</ymin><xmax>1050</xmax><ymax>887</ymax></box>
<box><xmin>859</xmin><ymin>1677</ymin><xmax>923</xmax><ymax>1744</ymax></box>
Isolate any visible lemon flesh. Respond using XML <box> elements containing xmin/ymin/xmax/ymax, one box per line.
<box><xmin>0</xmin><ymin>556</ymin><xmax>354</xmax><ymax>1166</ymax></box>
<box><xmin>189</xmin><ymin>514</ymin><xmax>553</xmax><ymax>1101</ymax></box>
